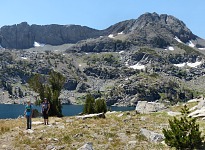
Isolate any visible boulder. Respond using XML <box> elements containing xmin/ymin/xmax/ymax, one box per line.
<box><xmin>78</xmin><ymin>142</ymin><xmax>94</xmax><ymax>150</ymax></box>
<box><xmin>140</xmin><ymin>128</ymin><xmax>164</xmax><ymax>143</ymax></box>
<box><xmin>167</xmin><ymin>111</ymin><xmax>181</xmax><ymax>116</ymax></box>
<box><xmin>188</xmin><ymin>99</ymin><xmax>205</xmax><ymax>118</ymax></box>
<box><xmin>188</xmin><ymin>107</ymin><xmax>205</xmax><ymax>118</ymax></box>
<box><xmin>135</xmin><ymin>101</ymin><xmax>166</xmax><ymax>114</ymax></box>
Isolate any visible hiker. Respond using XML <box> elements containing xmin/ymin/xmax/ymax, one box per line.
<box><xmin>24</xmin><ymin>100</ymin><xmax>33</xmax><ymax>129</ymax></box>
<box><xmin>42</xmin><ymin>98</ymin><xmax>50</xmax><ymax>125</ymax></box>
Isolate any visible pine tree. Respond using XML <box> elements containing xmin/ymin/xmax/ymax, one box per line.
<box><xmin>163</xmin><ymin>105</ymin><xmax>204</xmax><ymax>149</ymax></box>
<box><xmin>95</xmin><ymin>98</ymin><xmax>107</xmax><ymax>113</ymax></box>
<box><xmin>83</xmin><ymin>93</ymin><xmax>95</xmax><ymax>114</ymax></box>
<box><xmin>28</xmin><ymin>71</ymin><xmax>65</xmax><ymax>117</ymax></box>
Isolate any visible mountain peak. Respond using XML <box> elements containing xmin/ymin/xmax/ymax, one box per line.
<box><xmin>0</xmin><ymin>12</ymin><xmax>202</xmax><ymax>49</ymax></box>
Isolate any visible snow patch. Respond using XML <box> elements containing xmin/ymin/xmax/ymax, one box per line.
<box><xmin>174</xmin><ymin>36</ymin><xmax>183</xmax><ymax>43</ymax></box>
<box><xmin>34</xmin><ymin>41</ymin><xmax>45</xmax><ymax>47</ymax></box>
<box><xmin>174</xmin><ymin>61</ymin><xmax>202</xmax><ymax>68</ymax></box>
<box><xmin>108</xmin><ymin>34</ymin><xmax>114</xmax><ymax>38</ymax></box>
<box><xmin>187</xmin><ymin>61</ymin><xmax>202</xmax><ymax>68</ymax></box>
<box><xmin>168</xmin><ymin>46</ymin><xmax>174</xmax><ymax>51</ymax></box>
<box><xmin>188</xmin><ymin>41</ymin><xmax>195</xmax><ymax>48</ymax></box>
<box><xmin>21</xmin><ymin>57</ymin><xmax>28</xmax><ymax>60</ymax></box>
<box><xmin>173</xmin><ymin>63</ymin><xmax>186</xmax><ymax>67</ymax></box>
<box><xmin>119</xmin><ymin>51</ymin><xmax>124</xmax><ymax>54</ymax></box>
<box><xmin>118</xmin><ymin>31</ymin><xmax>124</xmax><ymax>35</ymax></box>
<box><xmin>129</xmin><ymin>63</ymin><xmax>145</xmax><ymax>70</ymax></box>
<box><xmin>198</xmin><ymin>48</ymin><xmax>205</xmax><ymax>50</ymax></box>
<box><xmin>79</xmin><ymin>64</ymin><xmax>82</xmax><ymax>67</ymax></box>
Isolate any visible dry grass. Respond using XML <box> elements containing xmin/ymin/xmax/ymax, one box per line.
<box><xmin>0</xmin><ymin>112</ymin><xmax>171</xmax><ymax>150</ymax></box>
<box><xmin>0</xmin><ymin>102</ymin><xmax>201</xmax><ymax>150</ymax></box>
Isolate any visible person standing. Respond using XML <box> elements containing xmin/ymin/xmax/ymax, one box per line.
<box><xmin>42</xmin><ymin>98</ymin><xmax>50</xmax><ymax>125</ymax></box>
<box><xmin>24</xmin><ymin>100</ymin><xmax>33</xmax><ymax>129</ymax></box>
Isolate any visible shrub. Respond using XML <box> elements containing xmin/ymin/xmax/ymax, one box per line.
<box><xmin>163</xmin><ymin>105</ymin><xmax>204</xmax><ymax>149</ymax></box>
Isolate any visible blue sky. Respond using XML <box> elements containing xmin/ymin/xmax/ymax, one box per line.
<box><xmin>1</xmin><ymin>0</ymin><xmax>205</xmax><ymax>38</ymax></box>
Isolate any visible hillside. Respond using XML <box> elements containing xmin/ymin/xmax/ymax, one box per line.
<box><xmin>0</xmin><ymin>101</ymin><xmax>204</xmax><ymax>150</ymax></box>
<box><xmin>0</xmin><ymin>12</ymin><xmax>205</xmax><ymax>106</ymax></box>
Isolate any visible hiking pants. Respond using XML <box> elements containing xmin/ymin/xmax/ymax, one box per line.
<box><xmin>26</xmin><ymin>115</ymin><xmax>32</xmax><ymax>129</ymax></box>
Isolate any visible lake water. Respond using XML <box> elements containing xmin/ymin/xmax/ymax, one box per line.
<box><xmin>0</xmin><ymin>104</ymin><xmax>135</xmax><ymax>119</ymax></box>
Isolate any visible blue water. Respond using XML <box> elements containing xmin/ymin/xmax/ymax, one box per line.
<box><xmin>0</xmin><ymin>104</ymin><xmax>135</xmax><ymax>119</ymax></box>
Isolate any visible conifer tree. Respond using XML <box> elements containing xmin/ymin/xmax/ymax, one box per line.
<box><xmin>83</xmin><ymin>93</ymin><xmax>95</xmax><ymax>114</ymax></box>
<box><xmin>163</xmin><ymin>105</ymin><xmax>204</xmax><ymax>149</ymax></box>
<box><xmin>83</xmin><ymin>94</ymin><xmax>107</xmax><ymax>114</ymax></box>
<box><xmin>28</xmin><ymin>71</ymin><xmax>65</xmax><ymax>117</ymax></box>
<box><xmin>95</xmin><ymin>98</ymin><xmax>107</xmax><ymax>113</ymax></box>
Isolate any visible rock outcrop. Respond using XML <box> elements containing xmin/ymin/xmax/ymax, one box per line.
<box><xmin>136</xmin><ymin>101</ymin><xmax>166</xmax><ymax>114</ymax></box>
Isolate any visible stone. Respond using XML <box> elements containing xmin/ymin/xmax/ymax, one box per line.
<box><xmin>188</xmin><ymin>107</ymin><xmax>205</xmax><ymax>118</ymax></box>
<box><xmin>32</xmin><ymin>121</ymin><xmax>44</xmax><ymax>125</ymax></box>
<box><xmin>128</xmin><ymin>141</ymin><xmax>137</xmax><ymax>144</ymax></box>
<box><xmin>24</xmin><ymin>129</ymin><xmax>34</xmax><ymax>134</ymax></box>
<box><xmin>140</xmin><ymin>128</ymin><xmax>164</xmax><ymax>143</ymax></box>
<box><xmin>167</xmin><ymin>111</ymin><xmax>181</xmax><ymax>116</ymax></box>
<box><xmin>2</xmin><ymin>145</ymin><xmax>7</xmax><ymax>148</ymax></box>
<box><xmin>66</xmin><ymin>119</ymin><xmax>74</xmax><ymax>123</ymax></box>
<box><xmin>117</xmin><ymin>113</ymin><xmax>124</xmax><ymax>117</ymax></box>
<box><xmin>77</xmin><ymin>142</ymin><xmax>94</xmax><ymax>150</ymax></box>
<box><xmin>46</xmin><ymin>145</ymin><xmax>55</xmax><ymax>150</ymax></box>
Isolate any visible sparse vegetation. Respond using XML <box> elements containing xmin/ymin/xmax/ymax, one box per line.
<box><xmin>177</xmin><ymin>43</ymin><xmax>203</xmax><ymax>56</ymax></box>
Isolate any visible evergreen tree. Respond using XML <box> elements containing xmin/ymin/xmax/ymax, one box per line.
<box><xmin>163</xmin><ymin>105</ymin><xmax>204</xmax><ymax>149</ymax></box>
<box><xmin>83</xmin><ymin>94</ymin><xmax>107</xmax><ymax>114</ymax></box>
<box><xmin>95</xmin><ymin>98</ymin><xmax>107</xmax><ymax>113</ymax></box>
<box><xmin>83</xmin><ymin>93</ymin><xmax>95</xmax><ymax>114</ymax></box>
<box><xmin>48</xmin><ymin>70</ymin><xmax>65</xmax><ymax>117</ymax></box>
<box><xmin>28</xmin><ymin>71</ymin><xmax>65</xmax><ymax>117</ymax></box>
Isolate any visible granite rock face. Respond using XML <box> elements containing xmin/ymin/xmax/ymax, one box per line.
<box><xmin>0</xmin><ymin>22</ymin><xmax>102</xmax><ymax>49</ymax></box>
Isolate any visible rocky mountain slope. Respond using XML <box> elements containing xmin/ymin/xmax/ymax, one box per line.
<box><xmin>1</xmin><ymin>12</ymin><xmax>205</xmax><ymax>105</ymax></box>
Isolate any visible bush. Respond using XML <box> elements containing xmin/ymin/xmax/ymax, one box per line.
<box><xmin>163</xmin><ymin>105</ymin><xmax>204</xmax><ymax>149</ymax></box>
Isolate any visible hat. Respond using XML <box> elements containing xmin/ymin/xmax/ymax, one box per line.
<box><xmin>44</xmin><ymin>98</ymin><xmax>47</xmax><ymax>100</ymax></box>
<box><xmin>27</xmin><ymin>100</ymin><xmax>30</xmax><ymax>103</ymax></box>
